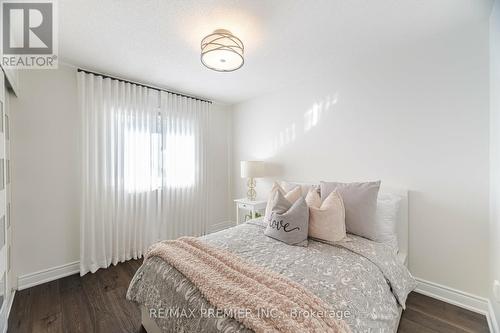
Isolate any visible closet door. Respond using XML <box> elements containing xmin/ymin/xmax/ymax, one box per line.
<box><xmin>5</xmin><ymin>77</ymin><xmax>12</xmax><ymax>302</ymax></box>
<box><xmin>0</xmin><ymin>69</ymin><xmax>8</xmax><ymax>331</ymax></box>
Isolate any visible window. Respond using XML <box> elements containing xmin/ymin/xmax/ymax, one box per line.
<box><xmin>124</xmin><ymin>117</ymin><xmax>196</xmax><ymax>192</ymax></box>
<box><xmin>164</xmin><ymin>133</ymin><xmax>195</xmax><ymax>188</ymax></box>
<box><xmin>124</xmin><ymin>129</ymin><xmax>162</xmax><ymax>193</ymax></box>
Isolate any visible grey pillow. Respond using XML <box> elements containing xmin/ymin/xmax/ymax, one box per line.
<box><xmin>265</xmin><ymin>189</ymin><xmax>293</xmax><ymax>223</ymax></box>
<box><xmin>320</xmin><ymin>181</ymin><xmax>381</xmax><ymax>240</ymax></box>
<box><xmin>281</xmin><ymin>181</ymin><xmax>319</xmax><ymax>197</ymax></box>
<box><xmin>264</xmin><ymin>197</ymin><xmax>309</xmax><ymax>246</ymax></box>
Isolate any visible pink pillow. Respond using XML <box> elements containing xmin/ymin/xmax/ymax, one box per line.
<box><xmin>305</xmin><ymin>189</ymin><xmax>346</xmax><ymax>242</ymax></box>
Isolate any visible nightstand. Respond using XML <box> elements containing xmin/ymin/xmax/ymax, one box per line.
<box><xmin>234</xmin><ymin>198</ymin><xmax>267</xmax><ymax>224</ymax></box>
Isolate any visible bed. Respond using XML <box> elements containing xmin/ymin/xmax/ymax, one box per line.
<box><xmin>127</xmin><ymin>187</ymin><xmax>415</xmax><ymax>333</ymax></box>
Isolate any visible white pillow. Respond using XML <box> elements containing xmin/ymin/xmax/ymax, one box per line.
<box><xmin>373</xmin><ymin>193</ymin><xmax>401</xmax><ymax>253</ymax></box>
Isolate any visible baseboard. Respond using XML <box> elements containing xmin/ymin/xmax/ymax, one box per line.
<box><xmin>17</xmin><ymin>261</ymin><xmax>79</xmax><ymax>290</ymax></box>
<box><xmin>2</xmin><ymin>289</ymin><xmax>16</xmax><ymax>333</ymax></box>
<box><xmin>415</xmin><ymin>277</ymin><xmax>499</xmax><ymax>333</ymax></box>
<box><xmin>488</xmin><ymin>300</ymin><xmax>500</xmax><ymax>333</ymax></box>
<box><xmin>415</xmin><ymin>277</ymin><xmax>489</xmax><ymax>314</ymax></box>
<box><xmin>207</xmin><ymin>220</ymin><xmax>235</xmax><ymax>233</ymax></box>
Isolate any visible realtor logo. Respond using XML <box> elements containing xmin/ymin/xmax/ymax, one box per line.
<box><xmin>1</xmin><ymin>0</ymin><xmax>58</xmax><ymax>69</ymax></box>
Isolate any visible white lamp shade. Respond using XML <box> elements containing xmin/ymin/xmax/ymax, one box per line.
<box><xmin>240</xmin><ymin>161</ymin><xmax>265</xmax><ymax>178</ymax></box>
<box><xmin>201</xmin><ymin>29</ymin><xmax>244</xmax><ymax>72</ymax></box>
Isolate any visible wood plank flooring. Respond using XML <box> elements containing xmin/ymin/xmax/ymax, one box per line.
<box><xmin>8</xmin><ymin>259</ymin><xmax>490</xmax><ymax>333</ymax></box>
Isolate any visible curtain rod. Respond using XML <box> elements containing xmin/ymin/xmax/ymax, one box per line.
<box><xmin>77</xmin><ymin>68</ymin><xmax>212</xmax><ymax>104</ymax></box>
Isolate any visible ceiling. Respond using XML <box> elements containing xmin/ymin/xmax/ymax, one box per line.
<box><xmin>59</xmin><ymin>0</ymin><xmax>493</xmax><ymax>104</ymax></box>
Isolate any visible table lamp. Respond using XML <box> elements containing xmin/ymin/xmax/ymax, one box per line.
<box><xmin>240</xmin><ymin>161</ymin><xmax>265</xmax><ymax>201</ymax></box>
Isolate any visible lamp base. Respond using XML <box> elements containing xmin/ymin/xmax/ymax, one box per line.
<box><xmin>246</xmin><ymin>178</ymin><xmax>256</xmax><ymax>201</ymax></box>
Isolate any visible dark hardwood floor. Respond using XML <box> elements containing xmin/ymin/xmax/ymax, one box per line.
<box><xmin>402</xmin><ymin>293</ymin><xmax>489</xmax><ymax>333</ymax></box>
<box><xmin>8</xmin><ymin>259</ymin><xmax>490</xmax><ymax>333</ymax></box>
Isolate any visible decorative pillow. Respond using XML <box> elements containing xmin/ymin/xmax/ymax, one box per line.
<box><xmin>267</xmin><ymin>188</ymin><xmax>293</xmax><ymax>216</ymax></box>
<box><xmin>320</xmin><ymin>181</ymin><xmax>381</xmax><ymax>240</ymax></box>
<box><xmin>264</xmin><ymin>196</ymin><xmax>309</xmax><ymax>245</ymax></box>
<box><xmin>264</xmin><ymin>182</ymin><xmax>301</xmax><ymax>223</ymax></box>
<box><xmin>281</xmin><ymin>181</ymin><xmax>319</xmax><ymax>197</ymax></box>
<box><xmin>374</xmin><ymin>193</ymin><xmax>401</xmax><ymax>253</ymax></box>
<box><xmin>305</xmin><ymin>189</ymin><xmax>346</xmax><ymax>242</ymax></box>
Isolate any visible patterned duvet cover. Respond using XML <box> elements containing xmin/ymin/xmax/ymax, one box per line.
<box><xmin>127</xmin><ymin>218</ymin><xmax>416</xmax><ymax>333</ymax></box>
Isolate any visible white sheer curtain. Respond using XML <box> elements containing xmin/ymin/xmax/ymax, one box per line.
<box><xmin>158</xmin><ymin>91</ymin><xmax>209</xmax><ymax>240</ymax></box>
<box><xmin>78</xmin><ymin>72</ymin><xmax>210</xmax><ymax>275</ymax></box>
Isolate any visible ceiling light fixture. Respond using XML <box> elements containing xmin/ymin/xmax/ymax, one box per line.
<box><xmin>201</xmin><ymin>29</ymin><xmax>244</xmax><ymax>72</ymax></box>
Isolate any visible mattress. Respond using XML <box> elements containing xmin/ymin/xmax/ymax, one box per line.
<box><xmin>127</xmin><ymin>218</ymin><xmax>416</xmax><ymax>332</ymax></box>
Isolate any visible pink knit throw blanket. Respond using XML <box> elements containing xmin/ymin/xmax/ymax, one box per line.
<box><xmin>146</xmin><ymin>237</ymin><xmax>352</xmax><ymax>333</ymax></box>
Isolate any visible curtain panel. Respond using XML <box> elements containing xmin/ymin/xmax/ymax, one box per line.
<box><xmin>78</xmin><ymin>72</ymin><xmax>210</xmax><ymax>275</ymax></box>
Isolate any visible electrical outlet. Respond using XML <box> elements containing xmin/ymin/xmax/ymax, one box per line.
<box><xmin>494</xmin><ymin>280</ymin><xmax>500</xmax><ymax>302</ymax></box>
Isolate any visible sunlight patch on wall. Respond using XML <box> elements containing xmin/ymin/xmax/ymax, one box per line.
<box><xmin>304</xmin><ymin>94</ymin><xmax>338</xmax><ymax>132</ymax></box>
<box><xmin>256</xmin><ymin>94</ymin><xmax>339</xmax><ymax>160</ymax></box>
<box><xmin>272</xmin><ymin>123</ymin><xmax>297</xmax><ymax>153</ymax></box>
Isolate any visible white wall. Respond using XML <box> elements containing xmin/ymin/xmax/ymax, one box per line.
<box><xmin>11</xmin><ymin>63</ymin><xmax>233</xmax><ymax>279</ymax></box>
<box><xmin>208</xmin><ymin>103</ymin><xmax>233</xmax><ymax>231</ymax></box>
<box><xmin>490</xmin><ymin>0</ymin><xmax>500</xmax><ymax>326</ymax></box>
<box><xmin>12</xmin><ymin>64</ymin><xmax>80</xmax><ymax>277</ymax></box>
<box><xmin>232</xmin><ymin>22</ymin><xmax>490</xmax><ymax>297</ymax></box>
